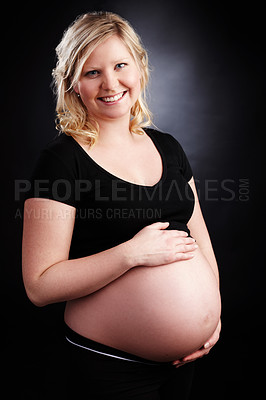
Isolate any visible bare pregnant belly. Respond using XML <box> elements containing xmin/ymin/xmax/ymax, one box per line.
<box><xmin>64</xmin><ymin>249</ymin><xmax>221</xmax><ymax>362</ymax></box>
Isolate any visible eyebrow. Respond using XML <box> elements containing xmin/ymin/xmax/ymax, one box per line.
<box><xmin>113</xmin><ymin>58</ymin><xmax>130</xmax><ymax>63</ymax></box>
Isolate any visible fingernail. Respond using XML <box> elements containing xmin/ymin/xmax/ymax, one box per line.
<box><xmin>204</xmin><ymin>342</ymin><xmax>210</xmax><ymax>349</ymax></box>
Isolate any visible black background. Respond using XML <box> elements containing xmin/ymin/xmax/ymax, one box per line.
<box><xmin>4</xmin><ymin>0</ymin><xmax>264</xmax><ymax>398</ymax></box>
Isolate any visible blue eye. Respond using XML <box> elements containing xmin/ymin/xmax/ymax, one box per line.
<box><xmin>116</xmin><ymin>63</ymin><xmax>127</xmax><ymax>69</ymax></box>
<box><xmin>85</xmin><ymin>70</ymin><xmax>99</xmax><ymax>78</ymax></box>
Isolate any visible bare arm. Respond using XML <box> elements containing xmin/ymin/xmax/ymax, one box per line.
<box><xmin>22</xmin><ymin>199</ymin><xmax>137</xmax><ymax>306</ymax></box>
<box><xmin>187</xmin><ymin>177</ymin><xmax>220</xmax><ymax>285</ymax></box>
<box><xmin>22</xmin><ymin>198</ymin><xmax>196</xmax><ymax>307</ymax></box>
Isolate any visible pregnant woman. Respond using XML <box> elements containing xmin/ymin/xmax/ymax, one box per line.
<box><xmin>22</xmin><ymin>12</ymin><xmax>221</xmax><ymax>399</ymax></box>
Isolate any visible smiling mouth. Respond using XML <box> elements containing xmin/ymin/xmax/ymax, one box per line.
<box><xmin>98</xmin><ymin>90</ymin><xmax>127</xmax><ymax>103</ymax></box>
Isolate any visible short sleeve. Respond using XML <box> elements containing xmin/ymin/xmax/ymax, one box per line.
<box><xmin>26</xmin><ymin>148</ymin><xmax>76</xmax><ymax>207</ymax></box>
<box><xmin>167</xmin><ymin>134</ymin><xmax>193</xmax><ymax>181</ymax></box>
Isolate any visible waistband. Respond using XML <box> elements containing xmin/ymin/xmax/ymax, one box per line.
<box><xmin>65</xmin><ymin>324</ymin><xmax>170</xmax><ymax>366</ymax></box>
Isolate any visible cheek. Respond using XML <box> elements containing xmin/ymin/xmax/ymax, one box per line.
<box><xmin>126</xmin><ymin>71</ymin><xmax>141</xmax><ymax>95</ymax></box>
<box><xmin>78</xmin><ymin>81</ymin><xmax>98</xmax><ymax>101</ymax></box>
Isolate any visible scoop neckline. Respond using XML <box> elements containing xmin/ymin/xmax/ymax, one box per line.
<box><xmin>69</xmin><ymin>129</ymin><xmax>167</xmax><ymax>189</ymax></box>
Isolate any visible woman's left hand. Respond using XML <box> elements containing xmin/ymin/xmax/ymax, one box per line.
<box><xmin>172</xmin><ymin>319</ymin><xmax>221</xmax><ymax>368</ymax></box>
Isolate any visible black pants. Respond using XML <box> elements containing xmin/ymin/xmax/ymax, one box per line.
<box><xmin>65</xmin><ymin>326</ymin><xmax>194</xmax><ymax>399</ymax></box>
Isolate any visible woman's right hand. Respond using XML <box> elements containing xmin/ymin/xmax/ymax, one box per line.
<box><xmin>128</xmin><ymin>222</ymin><xmax>198</xmax><ymax>268</ymax></box>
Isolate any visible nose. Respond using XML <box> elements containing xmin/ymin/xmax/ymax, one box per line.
<box><xmin>101</xmin><ymin>70</ymin><xmax>118</xmax><ymax>91</ymax></box>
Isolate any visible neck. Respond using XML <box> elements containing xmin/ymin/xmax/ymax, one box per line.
<box><xmin>96</xmin><ymin>115</ymin><xmax>133</xmax><ymax>147</ymax></box>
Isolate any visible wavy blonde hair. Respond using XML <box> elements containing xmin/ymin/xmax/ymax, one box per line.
<box><xmin>52</xmin><ymin>11</ymin><xmax>152</xmax><ymax>146</ymax></box>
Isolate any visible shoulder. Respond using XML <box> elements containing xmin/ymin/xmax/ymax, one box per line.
<box><xmin>35</xmin><ymin>133</ymin><xmax>83</xmax><ymax>178</ymax></box>
<box><xmin>144</xmin><ymin>128</ymin><xmax>193</xmax><ymax>181</ymax></box>
<box><xmin>144</xmin><ymin>128</ymin><xmax>185</xmax><ymax>154</ymax></box>
<box><xmin>31</xmin><ymin>133</ymin><xmax>79</xmax><ymax>182</ymax></box>
<box><xmin>26</xmin><ymin>134</ymin><xmax>79</xmax><ymax>205</ymax></box>
<box><xmin>43</xmin><ymin>133</ymin><xmax>76</xmax><ymax>162</ymax></box>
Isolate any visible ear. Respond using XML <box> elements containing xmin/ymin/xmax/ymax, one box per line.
<box><xmin>73</xmin><ymin>83</ymin><xmax>80</xmax><ymax>95</ymax></box>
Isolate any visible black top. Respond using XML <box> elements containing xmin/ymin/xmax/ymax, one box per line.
<box><xmin>26</xmin><ymin>129</ymin><xmax>195</xmax><ymax>259</ymax></box>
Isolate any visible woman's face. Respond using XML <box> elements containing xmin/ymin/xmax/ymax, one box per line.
<box><xmin>75</xmin><ymin>35</ymin><xmax>142</xmax><ymax>124</ymax></box>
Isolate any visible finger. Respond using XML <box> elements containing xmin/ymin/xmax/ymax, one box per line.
<box><xmin>175</xmin><ymin>252</ymin><xmax>195</xmax><ymax>261</ymax></box>
<box><xmin>172</xmin><ymin>359</ymin><xmax>186</xmax><ymax>366</ymax></box>
<box><xmin>176</xmin><ymin>243</ymin><xmax>198</xmax><ymax>253</ymax></box>
<box><xmin>173</xmin><ymin>361</ymin><xmax>186</xmax><ymax>368</ymax></box>
<box><xmin>172</xmin><ymin>360</ymin><xmax>181</xmax><ymax>366</ymax></box>
<box><xmin>173</xmin><ymin>359</ymin><xmax>195</xmax><ymax>368</ymax></box>
<box><xmin>169</xmin><ymin>233</ymin><xmax>195</xmax><ymax>244</ymax></box>
<box><xmin>182</xmin><ymin>348</ymin><xmax>209</xmax><ymax>362</ymax></box>
<box><xmin>148</xmin><ymin>222</ymin><xmax>169</xmax><ymax>230</ymax></box>
<box><xmin>216</xmin><ymin>319</ymin><xmax>222</xmax><ymax>335</ymax></box>
<box><xmin>183</xmin><ymin>237</ymin><xmax>197</xmax><ymax>244</ymax></box>
<box><xmin>206</xmin><ymin>331</ymin><xmax>220</xmax><ymax>348</ymax></box>
<box><xmin>204</xmin><ymin>319</ymin><xmax>221</xmax><ymax>348</ymax></box>
<box><xmin>169</xmin><ymin>230</ymin><xmax>189</xmax><ymax>237</ymax></box>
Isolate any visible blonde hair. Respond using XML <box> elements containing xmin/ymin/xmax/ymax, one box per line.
<box><xmin>52</xmin><ymin>11</ymin><xmax>152</xmax><ymax>146</ymax></box>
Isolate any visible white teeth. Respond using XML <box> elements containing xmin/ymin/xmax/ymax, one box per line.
<box><xmin>100</xmin><ymin>91</ymin><xmax>125</xmax><ymax>102</ymax></box>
